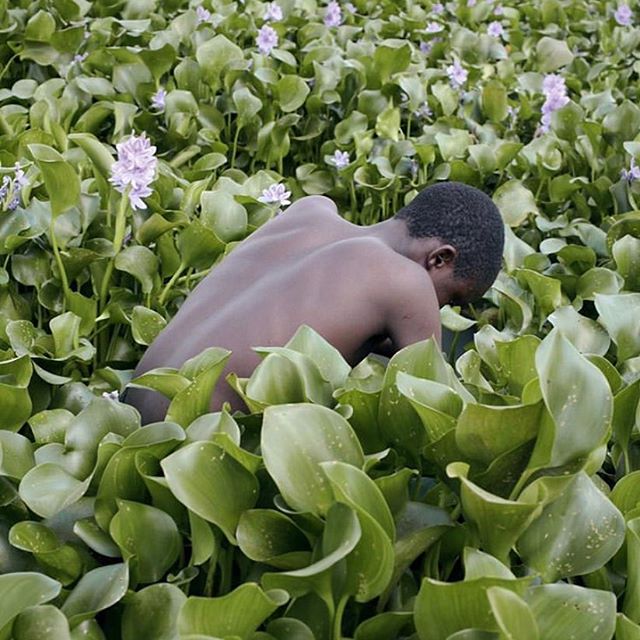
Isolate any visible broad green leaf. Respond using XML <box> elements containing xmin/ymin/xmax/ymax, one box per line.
<box><xmin>624</xmin><ymin>517</ymin><xmax>640</xmax><ymax>622</ymax></box>
<box><xmin>121</xmin><ymin>583</ymin><xmax>186</xmax><ymax>640</ymax></box>
<box><xmin>166</xmin><ymin>347</ymin><xmax>231</xmax><ymax>427</ymax></box>
<box><xmin>447</xmin><ymin>463</ymin><xmax>540</xmax><ymax>563</ymax></box>
<box><xmin>200</xmin><ymin>191</ymin><xmax>247</xmax><ymax>243</ymax></box>
<box><xmin>0</xmin><ymin>574</ymin><xmax>61</xmax><ymax>638</ymax></box>
<box><xmin>493</xmin><ymin>180</ymin><xmax>539</xmax><ymax>227</ymax></box>
<box><xmin>0</xmin><ymin>431</ymin><xmax>35</xmax><ymax>479</ymax></box>
<box><xmin>12</xmin><ymin>605</ymin><xmax>71</xmax><ymax>640</ymax></box>
<box><xmin>261</xmin><ymin>403</ymin><xmax>364</xmax><ymax>516</ymax></box>
<box><xmin>414</xmin><ymin>574</ymin><xmax>532</xmax><ymax>640</ymax></box>
<box><xmin>536</xmin><ymin>37</ymin><xmax>574</xmax><ymax>72</ymax></box>
<box><xmin>527</xmin><ymin>584</ymin><xmax>615</xmax><ymax>640</ymax></box>
<box><xmin>131</xmin><ymin>306</ymin><xmax>167</xmax><ymax>346</ymax></box>
<box><xmin>353</xmin><ymin>611</ymin><xmax>413</xmax><ymax>640</ymax></box>
<box><xmin>595</xmin><ymin>293</ymin><xmax>640</xmax><ymax>361</ymax></box>
<box><xmin>109</xmin><ymin>500</ymin><xmax>182</xmax><ymax>584</ymax></box>
<box><xmin>487</xmin><ymin>587</ymin><xmax>539</xmax><ymax>640</ymax></box>
<box><xmin>28</xmin><ymin>144</ymin><xmax>80</xmax><ymax>217</ymax></box>
<box><xmin>525</xmin><ymin>329</ymin><xmax>612</xmax><ymax>474</ymax></box>
<box><xmin>115</xmin><ymin>246</ymin><xmax>159</xmax><ymax>294</ymax></box>
<box><xmin>482</xmin><ymin>80</ymin><xmax>508</xmax><ymax>122</ymax></box>
<box><xmin>618</xmin><ymin>614</ymin><xmax>640</xmax><ymax>640</ymax></box>
<box><xmin>237</xmin><ymin>510</ymin><xmax>311</xmax><ymax>570</ymax></box>
<box><xmin>161</xmin><ymin>441</ymin><xmax>258</xmax><ymax>543</ymax></box>
<box><xmin>0</xmin><ymin>355</ymin><xmax>33</xmax><ymax>432</ymax></box>
<box><xmin>517</xmin><ymin>473</ymin><xmax>624</xmax><ymax>582</ymax></box>
<box><xmin>276</xmin><ymin>76</ymin><xmax>310</xmax><ymax>113</ymax></box>
<box><xmin>456</xmin><ymin>402</ymin><xmax>542</xmax><ymax>466</ymax></box>
<box><xmin>548</xmin><ymin>305</ymin><xmax>610</xmax><ymax>356</ymax></box>
<box><xmin>61</xmin><ymin>563</ymin><xmax>129</xmax><ymax>626</ymax></box>
<box><xmin>614</xmin><ymin>235</ymin><xmax>640</xmax><ymax>291</ymax></box>
<box><xmin>196</xmin><ymin>35</ymin><xmax>244</xmax><ymax>91</ymax></box>
<box><xmin>177</xmin><ymin>584</ymin><xmax>288</xmax><ymax>639</ymax></box>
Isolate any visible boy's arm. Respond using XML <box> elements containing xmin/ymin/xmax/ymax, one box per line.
<box><xmin>378</xmin><ymin>267</ymin><xmax>442</xmax><ymax>353</ymax></box>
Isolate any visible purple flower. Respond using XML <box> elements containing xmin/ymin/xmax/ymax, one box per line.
<box><xmin>467</xmin><ymin>0</ymin><xmax>476</xmax><ymax>6</ymax></box>
<box><xmin>151</xmin><ymin>87</ymin><xmax>167</xmax><ymax>111</ymax></box>
<box><xmin>257</xmin><ymin>24</ymin><xmax>278</xmax><ymax>54</ymax></box>
<box><xmin>1</xmin><ymin>163</ymin><xmax>27</xmax><ymax>211</ymax></box>
<box><xmin>196</xmin><ymin>5</ymin><xmax>212</xmax><ymax>23</ymax></box>
<box><xmin>258</xmin><ymin>183</ymin><xmax>292</xmax><ymax>206</ymax></box>
<box><xmin>264</xmin><ymin>2</ymin><xmax>283</xmax><ymax>21</ymax></box>
<box><xmin>494</xmin><ymin>4</ymin><xmax>504</xmax><ymax>14</ymax></box>
<box><xmin>615</xmin><ymin>5</ymin><xmax>633</xmax><ymax>26</ymax></box>
<box><xmin>426</xmin><ymin>21</ymin><xmax>443</xmax><ymax>33</ymax></box>
<box><xmin>324</xmin><ymin>1</ymin><xmax>342</xmax><ymax>27</ymax></box>
<box><xmin>73</xmin><ymin>52</ymin><xmax>87</xmax><ymax>64</ymax></box>
<box><xmin>109</xmin><ymin>132</ymin><xmax>158</xmax><ymax>211</ymax></box>
<box><xmin>329</xmin><ymin>150</ymin><xmax>350</xmax><ymax>169</ymax></box>
<box><xmin>420</xmin><ymin>40</ymin><xmax>433</xmax><ymax>54</ymax></box>
<box><xmin>432</xmin><ymin>2</ymin><xmax>444</xmax><ymax>14</ymax></box>
<box><xmin>446</xmin><ymin>59</ymin><xmax>468</xmax><ymax>89</ymax></box>
<box><xmin>414</xmin><ymin>102</ymin><xmax>433</xmax><ymax>119</ymax></box>
<box><xmin>621</xmin><ymin>158</ymin><xmax>640</xmax><ymax>182</ymax></box>
<box><xmin>540</xmin><ymin>73</ymin><xmax>569</xmax><ymax>133</ymax></box>
<box><xmin>487</xmin><ymin>21</ymin><xmax>504</xmax><ymax>38</ymax></box>
<box><xmin>345</xmin><ymin>2</ymin><xmax>357</xmax><ymax>13</ymax></box>
<box><xmin>102</xmin><ymin>390</ymin><xmax>120</xmax><ymax>401</ymax></box>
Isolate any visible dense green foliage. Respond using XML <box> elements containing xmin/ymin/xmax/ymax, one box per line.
<box><xmin>2</xmin><ymin>0</ymin><xmax>640</xmax><ymax>638</ymax></box>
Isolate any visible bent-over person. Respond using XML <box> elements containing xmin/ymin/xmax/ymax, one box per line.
<box><xmin>122</xmin><ymin>181</ymin><xmax>505</xmax><ymax>422</ymax></box>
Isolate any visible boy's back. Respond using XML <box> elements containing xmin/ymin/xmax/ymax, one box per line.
<box><xmin>124</xmin><ymin>195</ymin><xmax>441</xmax><ymax>422</ymax></box>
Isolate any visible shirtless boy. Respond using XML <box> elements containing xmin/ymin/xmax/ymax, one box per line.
<box><xmin>123</xmin><ymin>181</ymin><xmax>504</xmax><ymax>422</ymax></box>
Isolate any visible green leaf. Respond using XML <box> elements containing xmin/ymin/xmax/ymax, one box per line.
<box><xmin>261</xmin><ymin>403</ymin><xmax>364</xmax><ymax>516</ymax></box>
<box><xmin>536</xmin><ymin>37</ymin><xmax>574</xmax><ymax>72</ymax></box>
<box><xmin>109</xmin><ymin>499</ymin><xmax>182</xmax><ymax>584</ymax></box>
<box><xmin>624</xmin><ymin>517</ymin><xmax>640</xmax><ymax>622</ymax></box>
<box><xmin>547</xmin><ymin>306</ymin><xmax>610</xmax><ymax>356</ymax></box>
<box><xmin>276</xmin><ymin>76</ymin><xmax>310</xmax><ymax>113</ymax></box>
<box><xmin>196</xmin><ymin>35</ymin><xmax>244</xmax><ymax>91</ymax></box>
<box><xmin>114</xmin><ymin>246</ymin><xmax>159</xmax><ymax>294</ymax></box>
<box><xmin>177</xmin><ymin>584</ymin><xmax>288</xmax><ymax>639</ymax></box>
<box><xmin>595</xmin><ymin>294</ymin><xmax>640</xmax><ymax>361</ymax></box>
<box><xmin>493</xmin><ymin>180</ymin><xmax>539</xmax><ymax>227</ymax></box>
<box><xmin>487</xmin><ymin>587</ymin><xmax>539</xmax><ymax>640</ymax></box>
<box><xmin>121</xmin><ymin>583</ymin><xmax>186</xmax><ymax>640</ymax></box>
<box><xmin>28</xmin><ymin>145</ymin><xmax>80</xmax><ymax>218</ymax></box>
<box><xmin>12</xmin><ymin>605</ymin><xmax>71</xmax><ymax>640</ymax></box>
<box><xmin>161</xmin><ymin>441</ymin><xmax>258</xmax><ymax>543</ymax></box>
<box><xmin>482</xmin><ymin>80</ymin><xmax>509</xmax><ymax>122</ymax></box>
<box><xmin>613</xmin><ymin>235</ymin><xmax>640</xmax><ymax>291</ymax></box>
<box><xmin>517</xmin><ymin>473</ymin><xmax>625</xmax><ymax>582</ymax></box>
<box><xmin>0</xmin><ymin>355</ymin><xmax>33</xmax><ymax>432</ymax></box>
<box><xmin>61</xmin><ymin>563</ymin><xmax>129</xmax><ymax>626</ymax></box>
<box><xmin>200</xmin><ymin>191</ymin><xmax>247</xmax><ymax>243</ymax></box>
<box><xmin>0</xmin><ymin>574</ymin><xmax>61</xmax><ymax>638</ymax></box>
<box><xmin>527</xmin><ymin>584</ymin><xmax>616</xmax><ymax>640</ymax></box>
<box><xmin>131</xmin><ymin>306</ymin><xmax>167</xmax><ymax>346</ymax></box>
<box><xmin>0</xmin><ymin>431</ymin><xmax>35</xmax><ymax>479</ymax></box>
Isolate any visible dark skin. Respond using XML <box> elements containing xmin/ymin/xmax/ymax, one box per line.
<box><xmin>124</xmin><ymin>195</ymin><xmax>478</xmax><ymax>422</ymax></box>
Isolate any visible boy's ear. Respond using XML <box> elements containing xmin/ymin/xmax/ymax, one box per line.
<box><xmin>426</xmin><ymin>244</ymin><xmax>457</xmax><ymax>270</ymax></box>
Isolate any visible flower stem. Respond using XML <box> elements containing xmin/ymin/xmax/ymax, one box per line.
<box><xmin>99</xmin><ymin>192</ymin><xmax>129</xmax><ymax>313</ymax></box>
<box><xmin>49</xmin><ymin>218</ymin><xmax>70</xmax><ymax>311</ymax></box>
<box><xmin>159</xmin><ymin>262</ymin><xmax>186</xmax><ymax>306</ymax></box>
<box><xmin>231</xmin><ymin>125</ymin><xmax>241</xmax><ymax>168</ymax></box>
<box><xmin>332</xmin><ymin>594</ymin><xmax>348</xmax><ymax>640</ymax></box>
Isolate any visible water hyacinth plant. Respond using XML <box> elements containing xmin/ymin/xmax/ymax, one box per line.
<box><xmin>1</xmin><ymin>0</ymin><xmax>640</xmax><ymax>638</ymax></box>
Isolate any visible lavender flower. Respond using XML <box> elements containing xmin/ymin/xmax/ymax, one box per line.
<box><xmin>615</xmin><ymin>4</ymin><xmax>633</xmax><ymax>26</ymax></box>
<box><xmin>494</xmin><ymin>4</ymin><xmax>504</xmax><ymax>14</ymax></box>
<box><xmin>102</xmin><ymin>390</ymin><xmax>120</xmax><ymax>401</ymax></box>
<box><xmin>414</xmin><ymin>102</ymin><xmax>433</xmax><ymax>118</ymax></box>
<box><xmin>426</xmin><ymin>21</ymin><xmax>443</xmax><ymax>33</ymax></box>
<box><xmin>420</xmin><ymin>40</ymin><xmax>433</xmax><ymax>54</ymax></box>
<box><xmin>196</xmin><ymin>5</ymin><xmax>212</xmax><ymax>23</ymax></box>
<box><xmin>467</xmin><ymin>0</ymin><xmax>476</xmax><ymax>6</ymax></box>
<box><xmin>540</xmin><ymin>73</ymin><xmax>569</xmax><ymax>132</ymax></box>
<box><xmin>258</xmin><ymin>183</ymin><xmax>292</xmax><ymax>206</ymax></box>
<box><xmin>73</xmin><ymin>52</ymin><xmax>88</xmax><ymax>64</ymax></box>
<box><xmin>257</xmin><ymin>24</ymin><xmax>278</xmax><ymax>54</ymax></box>
<box><xmin>432</xmin><ymin>2</ymin><xmax>444</xmax><ymax>14</ymax></box>
<box><xmin>329</xmin><ymin>150</ymin><xmax>350</xmax><ymax>169</ymax></box>
<box><xmin>621</xmin><ymin>158</ymin><xmax>640</xmax><ymax>182</ymax></box>
<box><xmin>324</xmin><ymin>1</ymin><xmax>342</xmax><ymax>27</ymax></box>
<box><xmin>446</xmin><ymin>59</ymin><xmax>468</xmax><ymax>89</ymax></box>
<box><xmin>264</xmin><ymin>2</ymin><xmax>283</xmax><ymax>21</ymax></box>
<box><xmin>151</xmin><ymin>87</ymin><xmax>167</xmax><ymax>111</ymax></box>
<box><xmin>109</xmin><ymin>132</ymin><xmax>158</xmax><ymax>211</ymax></box>
<box><xmin>1</xmin><ymin>163</ymin><xmax>27</xmax><ymax>211</ymax></box>
<box><xmin>487</xmin><ymin>21</ymin><xmax>504</xmax><ymax>38</ymax></box>
<box><xmin>345</xmin><ymin>2</ymin><xmax>357</xmax><ymax>13</ymax></box>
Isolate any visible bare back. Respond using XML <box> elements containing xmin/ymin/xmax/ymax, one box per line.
<box><xmin>125</xmin><ymin>195</ymin><xmax>441</xmax><ymax>422</ymax></box>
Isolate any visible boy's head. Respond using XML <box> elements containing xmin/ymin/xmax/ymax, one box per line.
<box><xmin>394</xmin><ymin>181</ymin><xmax>505</xmax><ymax>305</ymax></box>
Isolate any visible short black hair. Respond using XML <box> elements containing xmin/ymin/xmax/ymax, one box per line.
<box><xmin>394</xmin><ymin>182</ymin><xmax>505</xmax><ymax>295</ymax></box>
